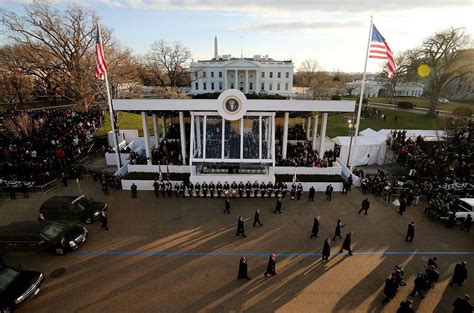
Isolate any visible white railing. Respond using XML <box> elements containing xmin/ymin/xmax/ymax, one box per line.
<box><xmin>273</xmin><ymin>164</ymin><xmax>341</xmax><ymax>175</ymax></box>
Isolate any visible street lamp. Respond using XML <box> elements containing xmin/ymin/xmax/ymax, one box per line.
<box><xmin>346</xmin><ymin>119</ymin><xmax>355</xmax><ymax>167</ymax></box>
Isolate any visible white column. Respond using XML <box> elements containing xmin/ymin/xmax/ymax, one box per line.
<box><xmin>161</xmin><ymin>115</ymin><xmax>166</xmax><ymax>139</ymax></box>
<box><xmin>224</xmin><ymin>69</ymin><xmax>228</xmax><ymax>90</ymax></box>
<box><xmin>221</xmin><ymin>118</ymin><xmax>225</xmax><ymax>159</ymax></box>
<box><xmin>312</xmin><ymin>114</ymin><xmax>319</xmax><ymax>150</ymax></box>
<box><xmin>234</xmin><ymin>69</ymin><xmax>238</xmax><ymax>90</ymax></box>
<box><xmin>306</xmin><ymin>116</ymin><xmax>312</xmax><ymax>141</ymax></box>
<box><xmin>245</xmin><ymin>70</ymin><xmax>249</xmax><ymax>93</ymax></box>
<box><xmin>240</xmin><ymin>118</ymin><xmax>244</xmax><ymax>159</ymax></box>
<box><xmin>190</xmin><ymin>113</ymin><xmax>194</xmax><ymax>166</ymax></box>
<box><xmin>141</xmin><ymin>112</ymin><xmax>152</xmax><ymax>165</ymax></box>
<box><xmin>319</xmin><ymin>113</ymin><xmax>328</xmax><ymax>156</ymax></box>
<box><xmin>196</xmin><ymin>116</ymin><xmax>202</xmax><ymax>157</ymax></box>
<box><xmin>179</xmin><ymin>111</ymin><xmax>186</xmax><ymax>165</ymax></box>
<box><xmin>271</xmin><ymin>113</ymin><xmax>276</xmax><ymax>167</ymax></box>
<box><xmin>152</xmin><ymin>113</ymin><xmax>159</xmax><ymax>147</ymax></box>
<box><xmin>282</xmin><ymin>112</ymin><xmax>289</xmax><ymax>159</ymax></box>
<box><xmin>203</xmin><ymin>115</ymin><xmax>207</xmax><ymax>159</ymax></box>
<box><xmin>258</xmin><ymin>115</ymin><xmax>262</xmax><ymax>160</ymax></box>
<box><xmin>255</xmin><ymin>70</ymin><xmax>259</xmax><ymax>94</ymax></box>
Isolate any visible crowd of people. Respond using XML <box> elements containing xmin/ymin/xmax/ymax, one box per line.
<box><xmin>275</xmin><ymin>141</ymin><xmax>338</xmax><ymax>167</ymax></box>
<box><xmin>0</xmin><ymin>108</ymin><xmax>104</xmax><ymax>185</ymax></box>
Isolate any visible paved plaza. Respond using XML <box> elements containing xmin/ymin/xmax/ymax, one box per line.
<box><xmin>1</xmin><ymin>180</ymin><xmax>473</xmax><ymax>313</ymax></box>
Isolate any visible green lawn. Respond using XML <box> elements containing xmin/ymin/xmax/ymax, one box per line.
<box><xmin>326</xmin><ymin>109</ymin><xmax>445</xmax><ymax>138</ymax></box>
<box><xmin>99</xmin><ymin>109</ymin><xmax>445</xmax><ymax>140</ymax></box>
<box><xmin>367</xmin><ymin>97</ymin><xmax>473</xmax><ymax>111</ymax></box>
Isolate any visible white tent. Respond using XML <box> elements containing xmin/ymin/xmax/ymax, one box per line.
<box><xmin>334</xmin><ymin>136</ymin><xmax>387</xmax><ymax>167</ymax></box>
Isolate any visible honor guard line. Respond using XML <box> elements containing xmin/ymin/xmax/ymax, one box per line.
<box><xmin>109</xmin><ymin>89</ymin><xmax>356</xmax><ymax>191</ymax></box>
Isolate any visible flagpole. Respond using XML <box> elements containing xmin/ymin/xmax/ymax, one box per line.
<box><xmin>98</xmin><ymin>21</ymin><xmax>121</xmax><ymax>171</ymax></box>
<box><xmin>349</xmin><ymin>16</ymin><xmax>373</xmax><ymax>172</ymax></box>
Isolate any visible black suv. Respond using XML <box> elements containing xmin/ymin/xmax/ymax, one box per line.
<box><xmin>39</xmin><ymin>196</ymin><xmax>106</xmax><ymax>224</ymax></box>
<box><xmin>0</xmin><ymin>221</ymin><xmax>88</xmax><ymax>256</ymax></box>
<box><xmin>0</xmin><ymin>265</ymin><xmax>44</xmax><ymax>312</ymax></box>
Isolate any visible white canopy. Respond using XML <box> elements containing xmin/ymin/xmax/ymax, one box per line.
<box><xmin>333</xmin><ymin>135</ymin><xmax>387</xmax><ymax>167</ymax></box>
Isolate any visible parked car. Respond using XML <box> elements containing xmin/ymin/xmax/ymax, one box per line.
<box><xmin>0</xmin><ymin>266</ymin><xmax>44</xmax><ymax>312</ymax></box>
<box><xmin>454</xmin><ymin>198</ymin><xmax>474</xmax><ymax>225</ymax></box>
<box><xmin>39</xmin><ymin>196</ymin><xmax>106</xmax><ymax>224</ymax></box>
<box><xmin>438</xmin><ymin>98</ymin><xmax>449</xmax><ymax>103</ymax></box>
<box><xmin>0</xmin><ymin>221</ymin><xmax>88</xmax><ymax>256</ymax></box>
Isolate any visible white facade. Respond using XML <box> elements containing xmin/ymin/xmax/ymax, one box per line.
<box><xmin>190</xmin><ymin>38</ymin><xmax>293</xmax><ymax>96</ymax></box>
<box><xmin>348</xmin><ymin>80</ymin><xmax>425</xmax><ymax>98</ymax></box>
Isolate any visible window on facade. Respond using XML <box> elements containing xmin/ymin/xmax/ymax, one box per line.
<box><xmin>195</xmin><ymin>82</ymin><xmax>199</xmax><ymax>90</ymax></box>
<box><xmin>211</xmin><ymin>82</ymin><xmax>215</xmax><ymax>90</ymax></box>
<box><xmin>261</xmin><ymin>83</ymin><xmax>264</xmax><ymax>91</ymax></box>
<box><xmin>203</xmin><ymin>72</ymin><xmax>207</xmax><ymax>78</ymax></box>
<box><xmin>203</xmin><ymin>82</ymin><xmax>207</xmax><ymax>90</ymax></box>
<box><xmin>219</xmin><ymin>82</ymin><xmax>223</xmax><ymax>90</ymax></box>
<box><xmin>270</xmin><ymin>72</ymin><xmax>273</xmax><ymax>78</ymax></box>
<box><xmin>194</xmin><ymin>72</ymin><xmax>198</xmax><ymax>78</ymax></box>
<box><xmin>261</xmin><ymin>72</ymin><xmax>265</xmax><ymax>78</ymax></box>
<box><xmin>286</xmin><ymin>72</ymin><xmax>289</xmax><ymax>78</ymax></box>
<box><xmin>269</xmin><ymin>83</ymin><xmax>273</xmax><ymax>90</ymax></box>
<box><xmin>249</xmin><ymin>82</ymin><xmax>253</xmax><ymax>90</ymax></box>
<box><xmin>231</xmin><ymin>83</ymin><xmax>234</xmax><ymax>89</ymax></box>
<box><xmin>277</xmin><ymin>72</ymin><xmax>281</xmax><ymax>78</ymax></box>
<box><xmin>211</xmin><ymin>72</ymin><xmax>214</xmax><ymax>78</ymax></box>
<box><xmin>277</xmin><ymin>83</ymin><xmax>280</xmax><ymax>90</ymax></box>
<box><xmin>219</xmin><ymin>71</ymin><xmax>222</xmax><ymax>78</ymax></box>
<box><xmin>285</xmin><ymin>83</ymin><xmax>288</xmax><ymax>90</ymax></box>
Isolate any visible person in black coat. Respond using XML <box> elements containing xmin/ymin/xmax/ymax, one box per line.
<box><xmin>253</xmin><ymin>209</ymin><xmax>263</xmax><ymax>227</ymax></box>
<box><xmin>238</xmin><ymin>182</ymin><xmax>245</xmax><ymax>198</ymax></box>
<box><xmin>236</xmin><ymin>216</ymin><xmax>247</xmax><ymax>237</ymax></box>
<box><xmin>325</xmin><ymin>184</ymin><xmax>333</xmax><ymax>201</ymax></box>
<box><xmin>260</xmin><ymin>182</ymin><xmax>266</xmax><ymax>198</ymax></box>
<box><xmin>399</xmin><ymin>198</ymin><xmax>407</xmax><ymax>215</ymax></box>
<box><xmin>202</xmin><ymin>182</ymin><xmax>208</xmax><ymax>198</ymax></box>
<box><xmin>308</xmin><ymin>186</ymin><xmax>315</xmax><ymax>202</ymax></box>
<box><xmin>209</xmin><ymin>182</ymin><xmax>215</xmax><ymax>198</ymax></box>
<box><xmin>322</xmin><ymin>238</ymin><xmax>331</xmax><ymax>261</ymax></box>
<box><xmin>461</xmin><ymin>214</ymin><xmax>472</xmax><ymax>232</ymax></box>
<box><xmin>450</xmin><ymin>262</ymin><xmax>468</xmax><ymax>287</ymax></box>
<box><xmin>273</xmin><ymin>197</ymin><xmax>282</xmax><ymax>214</ymax></box>
<box><xmin>264</xmin><ymin>254</ymin><xmax>277</xmax><ymax>276</ymax></box>
<box><xmin>452</xmin><ymin>295</ymin><xmax>472</xmax><ymax>313</ymax></box>
<box><xmin>339</xmin><ymin>232</ymin><xmax>353</xmax><ymax>255</ymax></box>
<box><xmin>246</xmin><ymin>181</ymin><xmax>252</xmax><ymax>198</ymax></box>
<box><xmin>195</xmin><ymin>182</ymin><xmax>201</xmax><ymax>198</ymax></box>
<box><xmin>131</xmin><ymin>183</ymin><xmax>138</xmax><ymax>199</ymax></box>
<box><xmin>296</xmin><ymin>183</ymin><xmax>303</xmax><ymax>200</ymax></box>
<box><xmin>238</xmin><ymin>256</ymin><xmax>251</xmax><ymax>280</ymax></box>
<box><xmin>153</xmin><ymin>180</ymin><xmax>160</xmax><ymax>198</ymax></box>
<box><xmin>99</xmin><ymin>207</ymin><xmax>109</xmax><ymax>231</ymax></box>
<box><xmin>396</xmin><ymin>299</ymin><xmax>415</xmax><ymax>313</ymax></box>
<box><xmin>224</xmin><ymin>198</ymin><xmax>231</xmax><ymax>214</ymax></box>
<box><xmin>160</xmin><ymin>182</ymin><xmax>166</xmax><ymax>198</ymax></box>
<box><xmin>383</xmin><ymin>274</ymin><xmax>398</xmax><ymax>304</ymax></box>
<box><xmin>310</xmin><ymin>216</ymin><xmax>320</xmax><ymax>238</ymax></box>
<box><xmin>428</xmin><ymin>257</ymin><xmax>438</xmax><ymax>269</ymax></box>
<box><xmin>410</xmin><ymin>273</ymin><xmax>426</xmax><ymax>298</ymax></box>
<box><xmin>216</xmin><ymin>182</ymin><xmax>222</xmax><ymax>198</ymax></box>
<box><xmin>333</xmin><ymin>219</ymin><xmax>345</xmax><ymax>240</ymax></box>
<box><xmin>359</xmin><ymin>198</ymin><xmax>370</xmax><ymax>215</ymax></box>
<box><xmin>405</xmin><ymin>222</ymin><xmax>415</xmax><ymax>242</ymax></box>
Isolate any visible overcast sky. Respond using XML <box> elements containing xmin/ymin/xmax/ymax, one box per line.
<box><xmin>1</xmin><ymin>0</ymin><xmax>473</xmax><ymax>73</ymax></box>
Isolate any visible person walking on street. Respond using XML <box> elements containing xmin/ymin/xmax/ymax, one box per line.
<box><xmin>310</xmin><ymin>216</ymin><xmax>320</xmax><ymax>238</ymax></box>
<box><xmin>131</xmin><ymin>183</ymin><xmax>138</xmax><ymax>199</ymax></box>
<box><xmin>450</xmin><ymin>262</ymin><xmax>468</xmax><ymax>287</ymax></box>
<box><xmin>428</xmin><ymin>257</ymin><xmax>438</xmax><ymax>270</ymax></box>
<box><xmin>452</xmin><ymin>294</ymin><xmax>472</xmax><ymax>313</ymax></box>
<box><xmin>238</xmin><ymin>256</ymin><xmax>251</xmax><ymax>280</ymax></box>
<box><xmin>99</xmin><ymin>207</ymin><xmax>109</xmax><ymax>231</ymax></box>
<box><xmin>322</xmin><ymin>238</ymin><xmax>331</xmax><ymax>261</ymax></box>
<box><xmin>153</xmin><ymin>180</ymin><xmax>160</xmax><ymax>198</ymax></box>
<box><xmin>308</xmin><ymin>186</ymin><xmax>315</xmax><ymax>202</ymax></box>
<box><xmin>296</xmin><ymin>183</ymin><xmax>303</xmax><ymax>200</ymax></box>
<box><xmin>333</xmin><ymin>219</ymin><xmax>345</xmax><ymax>240</ymax></box>
<box><xmin>359</xmin><ymin>198</ymin><xmax>370</xmax><ymax>215</ymax></box>
<box><xmin>339</xmin><ymin>232</ymin><xmax>353</xmax><ymax>255</ymax></box>
<box><xmin>410</xmin><ymin>273</ymin><xmax>426</xmax><ymax>299</ymax></box>
<box><xmin>101</xmin><ymin>180</ymin><xmax>109</xmax><ymax>195</ymax></box>
<box><xmin>236</xmin><ymin>216</ymin><xmax>247</xmax><ymax>237</ymax></box>
<box><xmin>253</xmin><ymin>209</ymin><xmax>263</xmax><ymax>227</ymax></box>
<box><xmin>273</xmin><ymin>197</ymin><xmax>282</xmax><ymax>214</ymax></box>
<box><xmin>325</xmin><ymin>184</ymin><xmax>333</xmax><ymax>201</ymax></box>
<box><xmin>396</xmin><ymin>299</ymin><xmax>415</xmax><ymax>313</ymax></box>
<box><xmin>405</xmin><ymin>222</ymin><xmax>415</xmax><ymax>242</ymax></box>
<box><xmin>264</xmin><ymin>254</ymin><xmax>277</xmax><ymax>276</ymax></box>
<box><xmin>20</xmin><ymin>182</ymin><xmax>29</xmax><ymax>198</ymax></box>
<box><xmin>461</xmin><ymin>214</ymin><xmax>472</xmax><ymax>232</ymax></box>
<box><xmin>399</xmin><ymin>198</ymin><xmax>407</xmax><ymax>215</ymax></box>
<box><xmin>224</xmin><ymin>198</ymin><xmax>231</xmax><ymax>214</ymax></box>
<box><xmin>61</xmin><ymin>172</ymin><xmax>68</xmax><ymax>187</ymax></box>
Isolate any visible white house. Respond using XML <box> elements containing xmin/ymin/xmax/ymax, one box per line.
<box><xmin>348</xmin><ymin>80</ymin><xmax>425</xmax><ymax>98</ymax></box>
<box><xmin>190</xmin><ymin>37</ymin><xmax>294</xmax><ymax>96</ymax></box>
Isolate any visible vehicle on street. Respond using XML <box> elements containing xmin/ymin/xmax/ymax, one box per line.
<box><xmin>438</xmin><ymin>98</ymin><xmax>449</xmax><ymax>103</ymax></box>
<box><xmin>0</xmin><ymin>221</ymin><xmax>88</xmax><ymax>256</ymax></box>
<box><xmin>39</xmin><ymin>196</ymin><xmax>106</xmax><ymax>224</ymax></box>
<box><xmin>0</xmin><ymin>266</ymin><xmax>44</xmax><ymax>312</ymax></box>
<box><xmin>454</xmin><ymin>198</ymin><xmax>474</xmax><ymax>225</ymax></box>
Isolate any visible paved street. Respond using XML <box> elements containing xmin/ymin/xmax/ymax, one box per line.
<box><xmin>1</xmin><ymin>180</ymin><xmax>473</xmax><ymax>313</ymax></box>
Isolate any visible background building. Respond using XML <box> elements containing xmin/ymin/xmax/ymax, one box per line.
<box><xmin>190</xmin><ymin>37</ymin><xmax>294</xmax><ymax>96</ymax></box>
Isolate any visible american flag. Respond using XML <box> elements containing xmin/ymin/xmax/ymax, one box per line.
<box><xmin>95</xmin><ymin>25</ymin><xmax>108</xmax><ymax>80</ymax></box>
<box><xmin>369</xmin><ymin>25</ymin><xmax>396</xmax><ymax>78</ymax></box>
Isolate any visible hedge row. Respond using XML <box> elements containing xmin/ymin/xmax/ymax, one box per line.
<box><xmin>396</xmin><ymin>101</ymin><xmax>414</xmax><ymax>109</ymax></box>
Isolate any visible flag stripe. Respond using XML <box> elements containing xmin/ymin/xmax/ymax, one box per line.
<box><xmin>368</xmin><ymin>24</ymin><xmax>396</xmax><ymax>79</ymax></box>
<box><xmin>95</xmin><ymin>26</ymin><xmax>108</xmax><ymax>80</ymax></box>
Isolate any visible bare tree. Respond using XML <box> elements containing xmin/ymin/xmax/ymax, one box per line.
<box><xmin>297</xmin><ymin>59</ymin><xmax>320</xmax><ymax>86</ymax></box>
<box><xmin>377</xmin><ymin>52</ymin><xmax>411</xmax><ymax>103</ymax></box>
<box><xmin>408</xmin><ymin>27</ymin><xmax>473</xmax><ymax>116</ymax></box>
<box><xmin>308</xmin><ymin>71</ymin><xmax>337</xmax><ymax>99</ymax></box>
<box><xmin>146</xmin><ymin>40</ymin><xmax>192</xmax><ymax>88</ymax></box>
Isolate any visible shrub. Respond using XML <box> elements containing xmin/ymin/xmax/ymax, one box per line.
<box><xmin>331</xmin><ymin>95</ymin><xmax>341</xmax><ymax>100</ymax></box>
<box><xmin>452</xmin><ymin>106</ymin><xmax>473</xmax><ymax>117</ymax></box>
<box><xmin>396</xmin><ymin>101</ymin><xmax>414</xmax><ymax>109</ymax></box>
<box><xmin>355</xmin><ymin>98</ymin><xmax>368</xmax><ymax>105</ymax></box>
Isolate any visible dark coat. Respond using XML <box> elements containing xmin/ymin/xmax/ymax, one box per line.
<box><xmin>311</xmin><ymin>219</ymin><xmax>319</xmax><ymax>234</ymax></box>
<box><xmin>225</xmin><ymin>200</ymin><xmax>231</xmax><ymax>210</ymax></box>
<box><xmin>276</xmin><ymin>199</ymin><xmax>282</xmax><ymax>209</ymax></box>
<box><xmin>265</xmin><ymin>256</ymin><xmax>276</xmax><ymax>275</ymax></box>
<box><xmin>238</xmin><ymin>259</ymin><xmax>248</xmax><ymax>279</ymax></box>
<box><xmin>362</xmin><ymin>199</ymin><xmax>370</xmax><ymax>210</ymax></box>
<box><xmin>342</xmin><ymin>234</ymin><xmax>351</xmax><ymax>250</ymax></box>
<box><xmin>254</xmin><ymin>211</ymin><xmax>261</xmax><ymax>222</ymax></box>
<box><xmin>453</xmin><ymin>264</ymin><xmax>468</xmax><ymax>284</ymax></box>
<box><xmin>407</xmin><ymin>224</ymin><xmax>415</xmax><ymax>236</ymax></box>
<box><xmin>309</xmin><ymin>187</ymin><xmax>315</xmax><ymax>197</ymax></box>
<box><xmin>335</xmin><ymin>221</ymin><xmax>344</xmax><ymax>236</ymax></box>
<box><xmin>322</xmin><ymin>241</ymin><xmax>331</xmax><ymax>257</ymax></box>
<box><xmin>237</xmin><ymin>219</ymin><xmax>245</xmax><ymax>233</ymax></box>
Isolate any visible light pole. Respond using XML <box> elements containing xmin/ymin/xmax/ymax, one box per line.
<box><xmin>346</xmin><ymin>119</ymin><xmax>355</xmax><ymax>167</ymax></box>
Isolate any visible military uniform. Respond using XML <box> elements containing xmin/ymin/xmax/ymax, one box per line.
<box><xmin>253</xmin><ymin>182</ymin><xmax>259</xmax><ymax>198</ymax></box>
<box><xmin>202</xmin><ymin>182</ymin><xmax>208</xmax><ymax>198</ymax></box>
<box><xmin>209</xmin><ymin>182</ymin><xmax>215</xmax><ymax>198</ymax></box>
<box><xmin>238</xmin><ymin>182</ymin><xmax>244</xmax><ymax>198</ymax></box>
<box><xmin>245</xmin><ymin>182</ymin><xmax>252</xmax><ymax>198</ymax></box>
